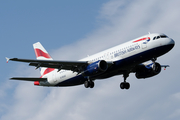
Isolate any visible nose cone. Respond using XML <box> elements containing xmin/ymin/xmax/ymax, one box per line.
<box><xmin>168</xmin><ymin>38</ymin><xmax>175</xmax><ymax>49</ymax></box>
<box><xmin>163</xmin><ymin>38</ymin><xmax>175</xmax><ymax>52</ymax></box>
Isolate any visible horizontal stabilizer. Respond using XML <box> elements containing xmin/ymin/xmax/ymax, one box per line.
<box><xmin>10</xmin><ymin>77</ymin><xmax>47</xmax><ymax>81</ymax></box>
<box><xmin>161</xmin><ymin>65</ymin><xmax>170</xmax><ymax>68</ymax></box>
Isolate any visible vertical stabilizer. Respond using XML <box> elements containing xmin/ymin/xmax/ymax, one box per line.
<box><xmin>33</xmin><ymin>42</ymin><xmax>53</xmax><ymax>60</ymax></box>
<box><xmin>33</xmin><ymin>42</ymin><xmax>54</xmax><ymax>76</ymax></box>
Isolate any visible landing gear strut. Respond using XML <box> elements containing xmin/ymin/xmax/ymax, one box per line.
<box><xmin>120</xmin><ymin>72</ymin><xmax>130</xmax><ymax>89</ymax></box>
<box><xmin>84</xmin><ymin>80</ymin><xmax>94</xmax><ymax>88</ymax></box>
<box><xmin>151</xmin><ymin>57</ymin><xmax>157</xmax><ymax>71</ymax></box>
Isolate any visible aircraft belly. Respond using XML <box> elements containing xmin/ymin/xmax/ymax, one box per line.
<box><xmin>55</xmin><ymin>75</ymin><xmax>87</xmax><ymax>86</ymax></box>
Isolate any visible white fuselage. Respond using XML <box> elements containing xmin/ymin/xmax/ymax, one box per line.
<box><xmin>39</xmin><ymin>33</ymin><xmax>174</xmax><ymax>86</ymax></box>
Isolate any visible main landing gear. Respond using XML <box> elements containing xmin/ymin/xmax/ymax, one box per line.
<box><xmin>84</xmin><ymin>80</ymin><xmax>94</xmax><ymax>88</ymax></box>
<box><xmin>120</xmin><ymin>73</ymin><xmax>130</xmax><ymax>89</ymax></box>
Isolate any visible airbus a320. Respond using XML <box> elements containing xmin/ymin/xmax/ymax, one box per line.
<box><xmin>6</xmin><ymin>33</ymin><xmax>175</xmax><ymax>90</ymax></box>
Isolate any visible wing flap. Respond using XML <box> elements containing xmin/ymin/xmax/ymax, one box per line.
<box><xmin>10</xmin><ymin>77</ymin><xmax>47</xmax><ymax>81</ymax></box>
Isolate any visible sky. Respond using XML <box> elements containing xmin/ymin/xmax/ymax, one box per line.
<box><xmin>1</xmin><ymin>0</ymin><xmax>180</xmax><ymax>119</ymax></box>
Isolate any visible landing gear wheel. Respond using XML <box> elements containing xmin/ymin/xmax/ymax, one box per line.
<box><xmin>120</xmin><ymin>72</ymin><xmax>130</xmax><ymax>90</ymax></box>
<box><xmin>120</xmin><ymin>82</ymin><xmax>130</xmax><ymax>89</ymax></box>
<box><xmin>84</xmin><ymin>81</ymin><xmax>95</xmax><ymax>88</ymax></box>
<box><xmin>89</xmin><ymin>81</ymin><xmax>94</xmax><ymax>88</ymax></box>
<box><xmin>120</xmin><ymin>82</ymin><xmax>125</xmax><ymax>89</ymax></box>
<box><xmin>84</xmin><ymin>81</ymin><xmax>90</xmax><ymax>88</ymax></box>
<box><xmin>125</xmin><ymin>82</ymin><xmax>130</xmax><ymax>89</ymax></box>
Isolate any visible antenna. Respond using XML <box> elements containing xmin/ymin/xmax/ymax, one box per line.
<box><xmin>148</xmin><ymin>32</ymin><xmax>151</xmax><ymax>34</ymax></box>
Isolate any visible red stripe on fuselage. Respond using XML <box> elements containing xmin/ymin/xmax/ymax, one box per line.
<box><xmin>133</xmin><ymin>37</ymin><xmax>150</xmax><ymax>43</ymax></box>
<box><xmin>34</xmin><ymin>49</ymin><xmax>51</xmax><ymax>58</ymax></box>
<box><xmin>40</xmin><ymin>68</ymin><xmax>55</xmax><ymax>78</ymax></box>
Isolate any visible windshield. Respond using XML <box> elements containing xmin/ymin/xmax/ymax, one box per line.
<box><xmin>153</xmin><ymin>35</ymin><xmax>168</xmax><ymax>40</ymax></box>
<box><xmin>160</xmin><ymin>35</ymin><xmax>168</xmax><ymax>38</ymax></box>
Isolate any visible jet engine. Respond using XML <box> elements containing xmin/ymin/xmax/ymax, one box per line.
<box><xmin>135</xmin><ymin>62</ymin><xmax>161</xmax><ymax>79</ymax></box>
<box><xmin>82</xmin><ymin>60</ymin><xmax>108</xmax><ymax>76</ymax></box>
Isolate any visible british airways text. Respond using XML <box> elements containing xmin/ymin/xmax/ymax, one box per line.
<box><xmin>114</xmin><ymin>44</ymin><xmax>140</xmax><ymax>58</ymax></box>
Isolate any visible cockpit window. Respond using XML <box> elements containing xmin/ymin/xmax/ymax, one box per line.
<box><xmin>153</xmin><ymin>35</ymin><xmax>168</xmax><ymax>40</ymax></box>
<box><xmin>160</xmin><ymin>35</ymin><xmax>168</xmax><ymax>38</ymax></box>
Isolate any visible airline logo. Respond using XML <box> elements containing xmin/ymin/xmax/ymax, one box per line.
<box><xmin>33</xmin><ymin>42</ymin><xmax>54</xmax><ymax>77</ymax></box>
<box><xmin>114</xmin><ymin>44</ymin><xmax>140</xmax><ymax>58</ymax></box>
<box><xmin>34</xmin><ymin>48</ymin><xmax>55</xmax><ymax>77</ymax></box>
<box><xmin>34</xmin><ymin>49</ymin><xmax>51</xmax><ymax>59</ymax></box>
<box><xmin>133</xmin><ymin>37</ymin><xmax>150</xmax><ymax>43</ymax></box>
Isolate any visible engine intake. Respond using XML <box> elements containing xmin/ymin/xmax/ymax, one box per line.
<box><xmin>135</xmin><ymin>62</ymin><xmax>161</xmax><ymax>79</ymax></box>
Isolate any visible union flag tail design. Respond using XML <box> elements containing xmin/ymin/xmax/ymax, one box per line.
<box><xmin>33</xmin><ymin>42</ymin><xmax>54</xmax><ymax>76</ymax></box>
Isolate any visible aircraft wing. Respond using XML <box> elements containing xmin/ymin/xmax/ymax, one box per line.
<box><xmin>7</xmin><ymin>58</ymin><xmax>113</xmax><ymax>73</ymax></box>
<box><xmin>7</xmin><ymin>58</ymin><xmax>88</xmax><ymax>72</ymax></box>
<box><xmin>10</xmin><ymin>77</ymin><xmax>47</xmax><ymax>81</ymax></box>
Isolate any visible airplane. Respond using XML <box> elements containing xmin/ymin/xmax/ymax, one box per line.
<box><xmin>6</xmin><ymin>33</ymin><xmax>175</xmax><ymax>89</ymax></box>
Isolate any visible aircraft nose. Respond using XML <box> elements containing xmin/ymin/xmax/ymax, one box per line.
<box><xmin>169</xmin><ymin>38</ymin><xmax>175</xmax><ymax>46</ymax></box>
<box><xmin>165</xmin><ymin>38</ymin><xmax>175</xmax><ymax>50</ymax></box>
<box><xmin>168</xmin><ymin>38</ymin><xmax>175</xmax><ymax>48</ymax></box>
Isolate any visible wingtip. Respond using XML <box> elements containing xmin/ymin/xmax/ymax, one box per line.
<box><xmin>10</xmin><ymin>77</ymin><xmax>18</xmax><ymax>80</ymax></box>
<box><xmin>5</xmin><ymin>57</ymin><xmax>10</xmax><ymax>63</ymax></box>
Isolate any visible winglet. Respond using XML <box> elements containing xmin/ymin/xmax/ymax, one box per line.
<box><xmin>6</xmin><ymin>57</ymin><xmax>10</xmax><ymax>63</ymax></box>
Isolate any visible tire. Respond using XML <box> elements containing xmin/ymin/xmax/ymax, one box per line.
<box><xmin>84</xmin><ymin>81</ymin><xmax>89</xmax><ymax>88</ymax></box>
<box><xmin>125</xmin><ymin>82</ymin><xmax>130</xmax><ymax>89</ymax></box>
<box><xmin>120</xmin><ymin>82</ymin><xmax>130</xmax><ymax>89</ymax></box>
<box><xmin>120</xmin><ymin>82</ymin><xmax>125</xmax><ymax>89</ymax></box>
<box><xmin>90</xmin><ymin>81</ymin><xmax>94</xmax><ymax>88</ymax></box>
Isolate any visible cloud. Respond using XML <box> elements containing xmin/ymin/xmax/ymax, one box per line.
<box><xmin>1</xmin><ymin>0</ymin><xmax>180</xmax><ymax>120</ymax></box>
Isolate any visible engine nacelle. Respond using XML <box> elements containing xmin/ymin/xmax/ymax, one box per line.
<box><xmin>135</xmin><ymin>62</ymin><xmax>161</xmax><ymax>79</ymax></box>
<box><xmin>82</xmin><ymin>60</ymin><xmax>108</xmax><ymax>76</ymax></box>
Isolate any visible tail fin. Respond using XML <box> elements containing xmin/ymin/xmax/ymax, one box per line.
<box><xmin>33</xmin><ymin>42</ymin><xmax>53</xmax><ymax>60</ymax></box>
<box><xmin>33</xmin><ymin>42</ymin><xmax>54</xmax><ymax>76</ymax></box>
